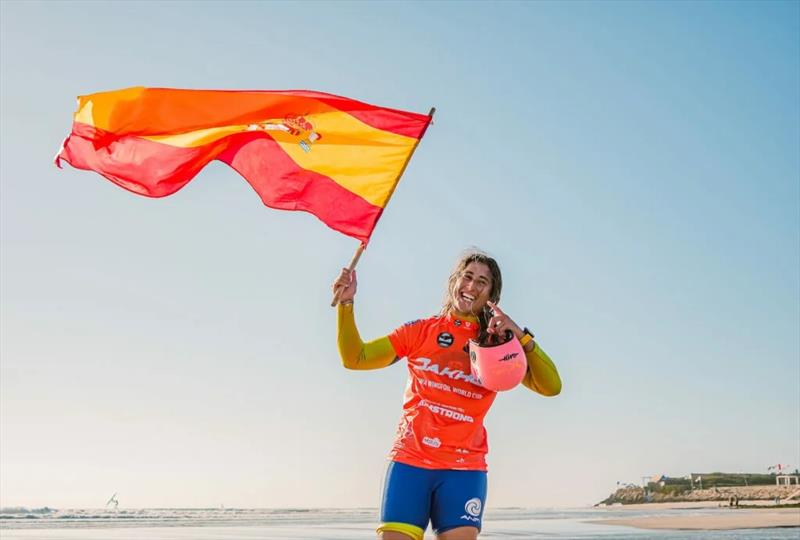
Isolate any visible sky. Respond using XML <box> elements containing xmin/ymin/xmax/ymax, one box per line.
<box><xmin>1</xmin><ymin>1</ymin><xmax>798</xmax><ymax>510</ymax></box>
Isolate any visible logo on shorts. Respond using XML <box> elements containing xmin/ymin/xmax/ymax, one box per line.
<box><xmin>437</xmin><ymin>332</ymin><xmax>454</xmax><ymax>347</ymax></box>
<box><xmin>422</xmin><ymin>436</ymin><xmax>441</xmax><ymax>448</ymax></box>
<box><xmin>465</xmin><ymin>498</ymin><xmax>482</xmax><ymax>517</ymax></box>
<box><xmin>460</xmin><ymin>497</ymin><xmax>482</xmax><ymax>522</ymax></box>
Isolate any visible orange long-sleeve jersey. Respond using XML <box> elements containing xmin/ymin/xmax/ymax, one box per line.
<box><xmin>337</xmin><ymin>303</ymin><xmax>561</xmax><ymax>471</ymax></box>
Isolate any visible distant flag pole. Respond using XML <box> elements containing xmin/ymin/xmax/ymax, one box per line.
<box><xmin>330</xmin><ymin>106</ymin><xmax>435</xmax><ymax>307</ymax></box>
<box><xmin>55</xmin><ymin>87</ymin><xmax>435</xmax><ymax>289</ymax></box>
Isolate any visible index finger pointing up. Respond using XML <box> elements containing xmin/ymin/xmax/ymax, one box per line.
<box><xmin>486</xmin><ymin>300</ymin><xmax>504</xmax><ymax>315</ymax></box>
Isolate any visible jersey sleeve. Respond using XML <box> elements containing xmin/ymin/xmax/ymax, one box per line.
<box><xmin>337</xmin><ymin>303</ymin><xmax>398</xmax><ymax>370</ymax></box>
<box><xmin>521</xmin><ymin>343</ymin><xmax>562</xmax><ymax>396</ymax></box>
<box><xmin>387</xmin><ymin>318</ymin><xmax>426</xmax><ymax>359</ymax></box>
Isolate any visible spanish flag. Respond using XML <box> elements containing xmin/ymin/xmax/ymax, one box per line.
<box><xmin>56</xmin><ymin>87</ymin><xmax>433</xmax><ymax>243</ymax></box>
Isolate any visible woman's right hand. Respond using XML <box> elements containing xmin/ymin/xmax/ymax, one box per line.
<box><xmin>332</xmin><ymin>268</ymin><xmax>357</xmax><ymax>303</ymax></box>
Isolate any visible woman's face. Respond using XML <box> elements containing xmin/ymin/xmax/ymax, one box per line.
<box><xmin>451</xmin><ymin>261</ymin><xmax>493</xmax><ymax>316</ymax></box>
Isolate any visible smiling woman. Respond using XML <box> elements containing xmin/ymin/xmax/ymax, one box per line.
<box><xmin>332</xmin><ymin>249</ymin><xmax>562</xmax><ymax>540</ymax></box>
<box><xmin>442</xmin><ymin>255</ymin><xmax>501</xmax><ymax>334</ymax></box>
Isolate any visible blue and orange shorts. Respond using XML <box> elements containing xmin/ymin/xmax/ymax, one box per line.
<box><xmin>377</xmin><ymin>461</ymin><xmax>487</xmax><ymax>540</ymax></box>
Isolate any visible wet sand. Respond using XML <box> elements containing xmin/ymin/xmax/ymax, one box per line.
<box><xmin>592</xmin><ymin>507</ymin><xmax>800</xmax><ymax>530</ymax></box>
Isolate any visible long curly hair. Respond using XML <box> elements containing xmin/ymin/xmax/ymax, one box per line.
<box><xmin>440</xmin><ymin>250</ymin><xmax>503</xmax><ymax>340</ymax></box>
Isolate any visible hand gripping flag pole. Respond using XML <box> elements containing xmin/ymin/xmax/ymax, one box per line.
<box><xmin>330</xmin><ymin>106</ymin><xmax>435</xmax><ymax>307</ymax></box>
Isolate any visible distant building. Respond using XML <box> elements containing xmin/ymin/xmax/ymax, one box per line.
<box><xmin>650</xmin><ymin>474</ymin><xmax>666</xmax><ymax>487</ymax></box>
<box><xmin>776</xmin><ymin>475</ymin><xmax>799</xmax><ymax>486</ymax></box>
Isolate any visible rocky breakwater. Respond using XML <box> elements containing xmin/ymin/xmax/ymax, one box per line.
<box><xmin>598</xmin><ymin>485</ymin><xmax>799</xmax><ymax>505</ymax></box>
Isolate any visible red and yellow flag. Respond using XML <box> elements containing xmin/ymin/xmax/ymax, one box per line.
<box><xmin>56</xmin><ymin>87</ymin><xmax>433</xmax><ymax>243</ymax></box>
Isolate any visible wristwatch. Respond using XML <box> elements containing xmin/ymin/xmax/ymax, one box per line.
<box><xmin>519</xmin><ymin>327</ymin><xmax>535</xmax><ymax>347</ymax></box>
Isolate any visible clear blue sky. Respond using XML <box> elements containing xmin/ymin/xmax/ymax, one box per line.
<box><xmin>1</xmin><ymin>1</ymin><xmax>798</xmax><ymax>508</ymax></box>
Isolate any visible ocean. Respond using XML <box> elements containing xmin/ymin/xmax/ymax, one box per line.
<box><xmin>0</xmin><ymin>507</ymin><xmax>797</xmax><ymax>539</ymax></box>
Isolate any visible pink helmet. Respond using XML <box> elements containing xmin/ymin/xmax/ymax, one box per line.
<box><xmin>469</xmin><ymin>331</ymin><xmax>527</xmax><ymax>392</ymax></box>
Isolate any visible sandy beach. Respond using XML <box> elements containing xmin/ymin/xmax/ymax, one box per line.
<box><xmin>3</xmin><ymin>506</ymin><xmax>800</xmax><ymax>539</ymax></box>
<box><xmin>593</xmin><ymin>506</ymin><xmax>800</xmax><ymax>530</ymax></box>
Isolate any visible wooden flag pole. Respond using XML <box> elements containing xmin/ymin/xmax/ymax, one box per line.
<box><xmin>330</xmin><ymin>106</ymin><xmax>436</xmax><ymax>307</ymax></box>
<box><xmin>330</xmin><ymin>242</ymin><xmax>366</xmax><ymax>307</ymax></box>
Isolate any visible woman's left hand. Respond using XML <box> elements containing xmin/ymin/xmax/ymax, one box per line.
<box><xmin>486</xmin><ymin>301</ymin><xmax>523</xmax><ymax>340</ymax></box>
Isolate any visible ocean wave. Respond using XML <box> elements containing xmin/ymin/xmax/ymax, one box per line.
<box><xmin>0</xmin><ymin>507</ymin><xmax>379</xmax><ymax>530</ymax></box>
<box><xmin>0</xmin><ymin>507</ymin><xmax>55</xmax><ymax>515</ymax></box>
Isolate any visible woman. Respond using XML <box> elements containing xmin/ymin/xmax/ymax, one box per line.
<box><xmin>333</xmin><ymin>250</ymin><xmax>561</xmax><ymax>540</ymax></box>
